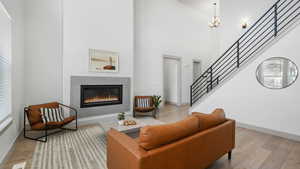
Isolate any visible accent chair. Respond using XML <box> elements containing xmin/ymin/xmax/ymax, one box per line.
<box><xmin>133</xmin><ymin>96</ymin><xmax>156</xmax><ymax>118</ymax></box>
<box><xmin>24</xmin><ymin>102</ymin><xmax>78</xmax><ymax>142</ymax></box>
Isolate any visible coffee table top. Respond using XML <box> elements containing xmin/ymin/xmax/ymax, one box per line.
<box><xmin>100</xmin><ymin>117</ymin><xmax>164</xmax><ymax>134</ymax></box>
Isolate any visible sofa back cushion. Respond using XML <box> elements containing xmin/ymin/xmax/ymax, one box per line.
<box><xmin>139</xmin><ymin>116</ymin><xmax>199</xmax><ymax>150</ymax></box>
<box><xmin>192</xmin><ymin>108</ymin><xmax>227</xmax><ymax>131</ymax></box>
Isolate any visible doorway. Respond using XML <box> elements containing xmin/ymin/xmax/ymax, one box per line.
<box><xmin>163</xmin><ymin>55</ymin><xmax>182</xmax><ymax>106</ymax></box>
<box><xmin>193</xmin><ymin>59</ymin><xmax>202</xmax><ymax>81</ymax></box>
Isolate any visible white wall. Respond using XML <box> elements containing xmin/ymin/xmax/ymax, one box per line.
<box><xmin>24</xmin><ymin>0</ymin><xmax>63</xmax><ymax>105</ymax></box>
<box><xmin>164</xmin><ymin>58</ymin><xmax>179</xmax><ymax>104</ymax></box>
<box><xmin>219</xmin><ymin>0</ymin><xmax>276</xmax><ymax>52</ymax></box>
<box><xmin>0</xmin><ymin>0</ymin><xmax>24</xmax><ymax>163</ymax></box>
<box><xmin>191</xmin><ymin>0</ymin><xmax>300</xmax><ymax>137</ymax></box>
<box><xmin>63</xmin><ymin>0</ymin><xmax>134</xmax><ymax>106</ymax></box>
<box><xmin>134</xmin><ymin>0</ymin><xmax>218</xmax><ymax>104</ymax></box>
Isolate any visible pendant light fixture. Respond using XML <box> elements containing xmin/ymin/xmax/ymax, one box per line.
<box><xmin>209</xmin><ymin>3</ymin><xmax>221</xmax><ymax>28</ymax></box>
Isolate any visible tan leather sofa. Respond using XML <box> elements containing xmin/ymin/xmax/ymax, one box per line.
<box><xmin>107</xmin><ymin>109</ymin><xmax>235</xmax><ymax>169</ymax></box>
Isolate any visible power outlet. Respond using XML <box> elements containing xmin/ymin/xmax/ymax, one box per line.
<box><xmin>12</xmin><ymin>162</ymin><xmax>26</xmax><ymax>169</ymax></box>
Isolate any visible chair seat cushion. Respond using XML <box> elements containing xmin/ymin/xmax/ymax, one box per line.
<box><xmin>135</xmin><ymin>107</ymin><xmax>155</xmax><ymax>112</ymax></box>
<box><xmin>31</xmin><ymin>116</ymin><xmax>76</xmax><ymax>130</ymax></box>
<box><xmin>139</xmin><ymin>116</ymin><xmax>200</xmax><ymax>150</ymax></box>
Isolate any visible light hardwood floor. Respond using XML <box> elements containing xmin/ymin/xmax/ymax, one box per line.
<box><xmin>1</xmin><ymin>104</ymin><xmax>300</xmax><ymax>169</ymax></box>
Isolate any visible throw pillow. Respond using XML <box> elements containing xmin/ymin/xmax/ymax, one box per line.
<box><xmin>40</xmin><ymin>107</ymin><xmax>64</xmax><ymax>123</ymax></box>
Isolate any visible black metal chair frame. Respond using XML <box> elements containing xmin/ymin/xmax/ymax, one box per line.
<box><xmin>133</xmin><ymin>109</ymin><xmax>157</xmax><ymax>119</ymax></box>
<box><xmin>24</xmin><ymin>103</ymin><xmax>78</xmax><ymax>143</ymax></box>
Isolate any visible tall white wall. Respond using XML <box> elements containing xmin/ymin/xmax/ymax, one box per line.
<box><xmin>63</xmin><ymin>0</ymin><xmax>134</xmax><ymax>106</ymax></box>
<box><xmin>191</xmin><ymin>0</ymin><xmax>300</xmax><ymax>137</ymax></box>
<box><xmin>0</xmin><ymin>0</ymin><xmax>24</xmax><ymax>163</ymax></box>
<box><xmin>1</xmin><ymin>0</ymin><xmax>134</xmax><ymax>162</ymax></box>
<box><xmin>24</xmin><ymin>0</ymin><xmax>63</xmax><ymax>105</ymax></box>
<box><xmin>134</xmin><ymin>0</ymin><xmax>218</xmax><ymax>104</ymax></box>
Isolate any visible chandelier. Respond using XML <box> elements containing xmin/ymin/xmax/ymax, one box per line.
<box><xmin>209</xmin><ymin>3</ymin><xmax>221</xmax><ymax>28</ymax></box>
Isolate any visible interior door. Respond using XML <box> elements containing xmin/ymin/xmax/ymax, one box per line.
<box><xmin>193</xmin><ymin>61</ymin><xmax>201</xmax><ymax>81</ymax></box>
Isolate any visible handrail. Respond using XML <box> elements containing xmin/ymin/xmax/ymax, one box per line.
<box><xmin>191</xmin><ymin>0</ymin><xmax>300</xmax><ymax>106</ymax></box>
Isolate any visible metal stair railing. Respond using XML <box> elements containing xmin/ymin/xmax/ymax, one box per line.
<box><xmin>191</xmin><ymin>0</ymin><xmax>300</xmax><ymax>106</ymax></box>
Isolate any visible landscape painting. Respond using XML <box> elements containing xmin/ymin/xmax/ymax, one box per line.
<box><xmin>89</xmin><ymin>49</ymin><xmax>119</xmax><ymax>73</ymax></box>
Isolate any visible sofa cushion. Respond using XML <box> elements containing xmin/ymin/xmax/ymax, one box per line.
<box><xmin>192</xmin><ymin>108</ymin><xmax>227</xmax><ymax>131</ymax></box>
<box><xmin>139</xmin><ymin>116</ymin><xmax>199</xmax><ymax>150</ymax></box>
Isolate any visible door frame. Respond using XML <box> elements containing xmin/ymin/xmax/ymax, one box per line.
<box><xmin>162</xmin><ymin>55</ymin><xmax>182</xmax><ymax>106</ymax></box>
<box><xmin>193</xmin><ymin>59</ymin><xmax>202</xmax><ymax>81</ymax></box>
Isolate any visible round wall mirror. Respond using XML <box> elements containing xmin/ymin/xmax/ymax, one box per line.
<box><xmin>256</xmin><ymin>57</ymin><xmax>298</xmax><ymax>89</ymax></box>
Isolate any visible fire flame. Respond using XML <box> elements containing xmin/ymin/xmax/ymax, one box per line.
<box><xmin>84</xmin><ymin>96</ymin><xmax>119</xmax><ymax>103</ymax></box>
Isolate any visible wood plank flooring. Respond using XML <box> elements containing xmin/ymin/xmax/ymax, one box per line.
<box><xmin>1</xmin><ymin>104</ymin><xmax>300</xmax><ymax>169</ymax></box>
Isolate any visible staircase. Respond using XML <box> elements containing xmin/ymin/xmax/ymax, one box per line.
<box><xmin>190</xmin><ymin>0</ymin><xmax>300</xmax><ymax>106</ymax></box>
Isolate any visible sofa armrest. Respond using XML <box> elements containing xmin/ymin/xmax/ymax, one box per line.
<box><xmin>226</xmin><ymin>119</ymin><xmax>236</xmax><ymax>149</ymax></box>
<box><xmin>107</xmin><ymin>129</ymin><xmax>147</xmax><ymax>169</ymax></box>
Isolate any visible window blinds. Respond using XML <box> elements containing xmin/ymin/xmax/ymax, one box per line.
<box><xmin>0</xmin><ymin>2</ymin><xmax>12</xmax><ymax>127</ymax></box>
<box><xmin>0</xmin><ymin>56</ymin><xmax>10</xmax><ymax>123</ymax></box>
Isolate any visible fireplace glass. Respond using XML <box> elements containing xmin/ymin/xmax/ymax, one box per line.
<box><xmin>80</xmin><ymin>85</ymin><xmax>123</xmax><ymax>108</ymax></box>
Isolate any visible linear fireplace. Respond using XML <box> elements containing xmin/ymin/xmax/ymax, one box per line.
<box><xmin>80</xmin><ymin>85</ymin><xmax>123</xmax><ymax>108</ymax></box>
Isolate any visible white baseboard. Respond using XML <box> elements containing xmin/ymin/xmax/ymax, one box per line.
<box><xmin>165</xmin><ymin>101</ymin><xmax>179</xmax><ymax>106</ymax></box>
<box><xmin>165</xmin><ymin>101</ymin><xmax>189</xmax><ymax>107</ymax></box>
<box><xmin>237</xmin><ymin>122</ymin><xmax>300</xmax><ymax>142</ymax></box>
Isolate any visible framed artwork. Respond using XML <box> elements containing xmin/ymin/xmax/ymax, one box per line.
<box><xmin>89</xmin><ymin>49</ymin><xmax>119</xmax><ymax>73</ymax></box>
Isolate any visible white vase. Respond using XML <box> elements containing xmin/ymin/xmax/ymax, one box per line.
<box><xmin>118</xmin><ymin>120</ymin><xmax>124</xmax><ymax>126</ymax></box>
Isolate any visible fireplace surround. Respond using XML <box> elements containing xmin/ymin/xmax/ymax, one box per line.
<box><xmin>80</xmin><ymin>85</ymin><xmax>123</xmax><ymax>108</ymax></box>
<box><xmin>70</xmin><ymin>76</ymin><xmax>131</xmax><ymax>118</ymax></box>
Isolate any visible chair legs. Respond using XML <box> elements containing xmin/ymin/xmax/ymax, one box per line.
<box><xmin>24</xmin><ymin>127</ymin><xmax>78</xmax><ymax>143</ymax></box>
<box><xmin>24</xmin><ymin>128</ymin><xmax>48</xmax><ymax>143</ymax></box>
<box><xmin>133</xmin><ymin>111</ymin><xmax>136</xmax><ymax>118</ymax></box>
<box><xmin>61</xmin><ymin>123</ymin><xmax>78</xmax><ymax>131</ymax></box>
<box><xmin>24</xmin><ymin>122</ymin><xmax>78</xmax><ymax>143</ymax></box>
<box><xmin>133</xmin><ymin>110</ymin><xmax>156</xmax><ymax>118</ymax></box>
<box><xmin>228</xmin><ymin>151</ymin><xmax>232</xmax><ymax>160</ymax></box>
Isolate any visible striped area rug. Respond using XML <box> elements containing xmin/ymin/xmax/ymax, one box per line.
<box><xmin>30</xmin><ymin>126</ymin><xmax>107</xmax><ymax>169</ymax></box>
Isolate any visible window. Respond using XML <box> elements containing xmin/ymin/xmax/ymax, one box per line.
<box><xmin>0</xmin><ymin>2</ymin><xmax>12</xmax><ymax>131</ymax></box>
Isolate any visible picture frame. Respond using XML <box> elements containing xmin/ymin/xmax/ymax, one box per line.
<box><xmin>89</xmin><ymin>49</ymin><xmax>119</xmax><ymax>73</ymax></box>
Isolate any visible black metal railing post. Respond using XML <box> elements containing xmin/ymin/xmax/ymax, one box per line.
<box><xmin>274</xmin><ymin>3</ymin><xmax>278</xmax><ymax>36</ymax></box>
<box><xmin>209</xmin><ymin>67</ymin><xmax>213</xmax><ymax>91</ymax></box>
<box><xmin>237</xmin><ymin>41</ymin><xmax>240</xmax><ymax>68</ymax></box>
<box><xmin>206</xmin><ymin>84</ymin><xmax>210</xmax><ymax>93</ymax></box>
<box><xmin>190</xmin><ymin>85</ymin><xmax>193</xmax><ymax>106</ymax></box>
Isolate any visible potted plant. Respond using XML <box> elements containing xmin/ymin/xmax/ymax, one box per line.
<box><xmin>117</xmin><ymin>112</ymin><xmax>125</xmax><ymax>125</ymax></box>
<box><xmin>152</xmin><ymin>95</ymin><xmax>162</xmax><ymax>115</ymax></box>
